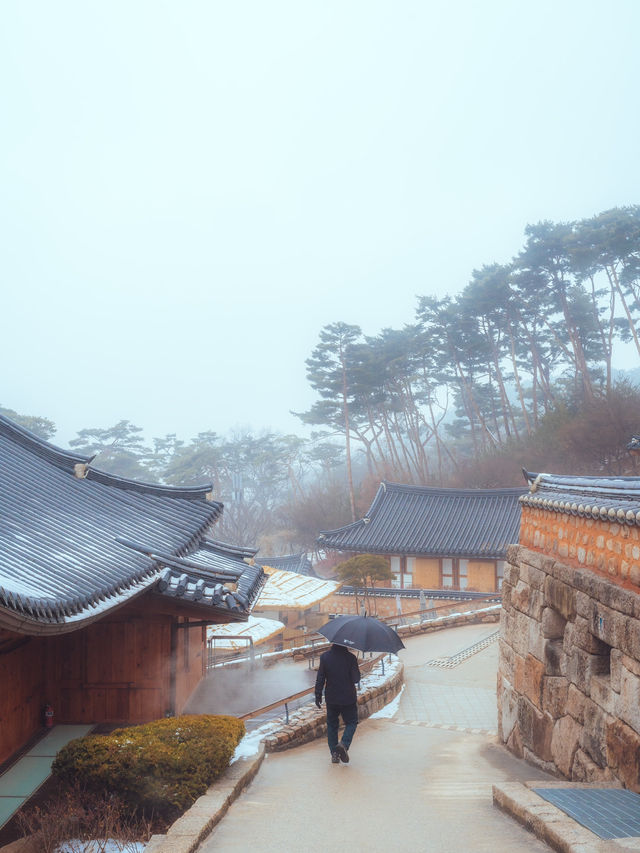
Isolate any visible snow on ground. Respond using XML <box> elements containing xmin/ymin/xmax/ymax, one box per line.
<box><xmin>231</xmin><ymin>720</ymin><xmax>281</xmax><ymax>763</ymax></box>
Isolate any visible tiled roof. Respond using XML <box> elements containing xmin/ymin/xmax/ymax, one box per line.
<box><xmin>521</xmin><ymin>470</ymin><xmax>640</xmax><ymax>526</ymax></box>
<box><xmin>0</xmin><ymin>414</ymin><xmax>264</xmax><ymax>629</ymax></box>
<box><xmin>253</xmin><ymin>570</ymin><xmax>341</xmax><ymax>610</ymax></box>
<box><xmin>257</xmin><ymin>553</ymin><xmax>316</xmax><ymax>576</ymax></box>
<box><xmin>318</xmin><ymin>481</ymin><xmax>525</xmax><ymax>558</ymax></box>
<box><xmin>207</xmin><ymin>615</ymin><xmax>285</xmax><ymax>649</ymax></box>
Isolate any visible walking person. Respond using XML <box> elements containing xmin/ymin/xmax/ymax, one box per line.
<box><xmin>315</xmin><ymin>643</ymin><xmax>361</xmax><ymax>764</ymax></box>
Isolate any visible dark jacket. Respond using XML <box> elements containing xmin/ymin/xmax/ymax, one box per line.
<box><xmin>315</xmin><ymin>644</ymin><xmax>361</xmax><ymax>706</ymax></box>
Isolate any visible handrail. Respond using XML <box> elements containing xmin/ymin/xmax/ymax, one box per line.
<box><xmin>239</xmin><ymin>653</ymin><xmax>385</xmax><ymax>722</ymax></box>
<box><xmin>207</xmin><ymin>596</ymin><xmax>501</xmax><ymax>670</ymax></box>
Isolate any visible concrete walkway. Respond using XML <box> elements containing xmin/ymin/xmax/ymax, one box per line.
<box><xmin>197</xmin><ymin>624</ymin><xmax>555</xmax><ymax>853</ymax></box>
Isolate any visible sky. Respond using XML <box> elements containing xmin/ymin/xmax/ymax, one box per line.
<box><xmin>1</xmin><ymin>0</ymin><xmax>639</xmax><ymax>448</ymax></box>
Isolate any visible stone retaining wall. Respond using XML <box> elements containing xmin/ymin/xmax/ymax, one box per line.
<box><xmin>498</xmin><ymin>543</ymin><xmax>640</xmax><ymax>791</ymax></box>
<box><xmin>263</xmin><ymin>660</ymin><xmax>404</xmax><ymax>752</ymax></box>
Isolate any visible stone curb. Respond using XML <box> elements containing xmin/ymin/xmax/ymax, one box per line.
<box><xmin>144</xmin><ymin>744</ymin><xmax>265</xmax><ymax>853</ymax></box>
<box><xmin>493</xmin><ymin>781</ymin><xmax>640</xmax><ymax>852</ymax></box>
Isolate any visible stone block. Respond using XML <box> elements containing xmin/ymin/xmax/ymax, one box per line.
<box><xmin>527</xmin><ymin>616</ymin><xmax>545</xmax><ymax>661</ymax></box>
<box><xmin>541</xmin><ymin>607</ymin><xmax>566</xmax><ymax>640</ymax></box>
<box><xmin>521</xmin><ymin>548</ymin><xmax>555</xmax><ymax>574</ymax></box>
<box><xmin>518</xmin><ymin>697</ymin><xmax>554</xmax><ymax>762</ymax></box>
<box><xmin>513</xmin><ymin>652</ymin><xmax>525</xmax><ymax>694</ymax></box>
<box><xmin>621</xmin><ymin>617</ymin><xmax>640</xmax><ymax>660</ymax></box>
<box><xmin>589</xmin><ymin>674</ymin><xmax>616</xmax><ymax>716</ymax></box>
<box><xmin>524</xmin><ymin>654</ymin><xmax>545</xmax><ymax>709</ymax></box>
<box><xmin>571</xmin><ymin>748</ymin><xmax>615</xmax><ymax>784</ymax></box>
<box><xmin>617</xmin><ymin>666</ymin><xmax>640</xmax><ymax>734</ymax></box>
<box><xmin>611</xmin><ymin>649</ymin><xmax>623</xmax><ymax>692</ymax></box>
<box><xmin>512</xmin><ymin>610</ymin><xmax>532</xmax><ymax>658</ymax></box>
<box><xmin>565</xmin><ymin>616</ymin><xmax>612</xmax><ymax>655</ymax></box>
<box><xmin>566</xmin><ymin>684</ymin><xmax>586</xmax><ymax>723</ymax></box>
<box><xmin>551</xmin><ymin>714</ymin><xmax>582</xmax><ymax>777</ymax></box>
<box><xmin>542</xmin><ymin>676</ymin><xmax>569</xmax><ymax>719</ymax></box>
<box><xmin>519</xmin><ymin>562</ymin><xmax>545</xmax><ymax>591</ymax></box>
<box><xmin>544</xmin><ymin>576</ymin><xmax>576</xmax><ymax>621</ymax></box>
<box><xmin>511</xmin><ymin>580</ymin><xmax>530</xmax><ymax>614</ymax></box>
<box><xmin>588</xmin><ymin>603</ymin><xmax>627</xmax><ymax>650</ymax></box>
<box><xmin>506</xmin><ymin>543</ymin><xmax>521</xmax><ymax>568</ymax></box>
<box><xmin>575</xmin><ymin>590</ymin><xmax>597</xmax><ymax>622</ymax></box>
<box><xmin>606</xmin><ymin>718</ymin><xmax>640</xmax><ymax>793</ymax></box>
<box><xmin>565</xmin><ymin>647</ymin><xmax>610</xmax><ymax>693</ymax></box>
<box><xmin>581</xmin><ymin>698</ymin><xmax>611</xmax><ymax>768</ymax></box>
<box><xmin>497</xmin><ymin>674</ymin><xmax>519</xmax><ymax>742</ymax></box>
<box><xmin>506</xmin><ymin>722</ymin><xmax>524</xmax><ymax>758</ymax></box>
<box><xmin>529</xmin><ymin>588</ymin><xmax>545</xmax><ymax>622</ymax></box>
<box><xmin>543</xmin><ymin>639</ymin><xmax>565</xmax><ymax>677</ymax></box>
<box><xmin>620</xmin><ymin>652</ymin><xmax>640</xmax><ymax>678</ymax></box>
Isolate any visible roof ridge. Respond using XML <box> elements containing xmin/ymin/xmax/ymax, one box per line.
<box><xmin>0</xmin><ymin>413</ymin><xmax>214</xmax><ymax>500</ymax></box>
<box><xmin>0</xmin><ymin>413</ymin><xmax>89</xmax><ymax>472</ymax></box>
<box><xmin>202</xmin><ymin>538</ymin><xmax>259</xmax><ymax>559</ymax></box>
<box><xmin>383</xmin><ymin>480</ymin><xmax>526</xmax><ymax>496</ymax></box>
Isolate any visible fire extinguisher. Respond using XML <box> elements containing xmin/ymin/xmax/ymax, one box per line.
<box><xmin>44</xmin><ymin>703</ymin><xmax>54</xmax><ymax>728</ymax></box>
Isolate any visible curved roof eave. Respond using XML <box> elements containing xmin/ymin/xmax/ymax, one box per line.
<box><xmin>0</xmin><ymin>575</ymin><xmax>158</xmax><ymax>636</ymax></box>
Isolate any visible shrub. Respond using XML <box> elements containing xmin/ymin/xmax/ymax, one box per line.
<box><xmin>52</xmin><ymin>715</ymin><xmax>245</xmax><ymax>821</ymax></box>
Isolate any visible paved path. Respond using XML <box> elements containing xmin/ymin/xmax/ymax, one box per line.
<box><xmin>198</xmin><ymin>624</ymin><xmax>554</xmax><ymax>853</ymax></box>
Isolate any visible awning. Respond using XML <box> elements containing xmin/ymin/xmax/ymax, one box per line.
<box><xmin>206</xmin><ymin>615</ymin><xmax>285</xmax><ymax>649</ymax></box>
<box><xmin>253</xmin><ymin>568</ymin><xmax>341</xmax><ymax>610</ymax></box>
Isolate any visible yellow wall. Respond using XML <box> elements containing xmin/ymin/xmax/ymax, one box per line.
<box><xmin>466</xmin><ymin>560</ymin><xmax>496</xmax><ymax>592</ymax></box>
<box><xmin>413</xmin><ymin>557</ymin><xmax>441</xmax><ymax>589</ymax></box>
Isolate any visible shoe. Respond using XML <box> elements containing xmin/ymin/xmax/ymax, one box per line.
<box><xmin>331</xmin><ymin>751</ymin><xmax>340</xmax><ymax>764</ymax></box>
<box><xmin>336</xmin><ymin>743</ymin><xmax>349</xmax><ymax>763</ymax></box>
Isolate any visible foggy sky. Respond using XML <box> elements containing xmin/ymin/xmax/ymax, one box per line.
<box><xmin>1</xmin><ymin>1</ymin><xmax>639</xmax><ymax>447</ymax></box>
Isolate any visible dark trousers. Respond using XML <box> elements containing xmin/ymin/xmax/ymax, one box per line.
<box><xmin>326</xmin><ymin>702</ymin><xmax>358</xmax><ymax>753</ymax></box>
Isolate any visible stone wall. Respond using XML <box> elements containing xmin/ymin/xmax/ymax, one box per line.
<box><xmin>498</xmin><ymin>543</ymin><xmax>640</xmax><ymax>791</ymax></box>
<box><xmin>520</xmin><ymin>504</ymin><xmax>640</xmax><ymax>585</ymax></box>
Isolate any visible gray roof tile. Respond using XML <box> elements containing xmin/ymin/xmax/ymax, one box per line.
<box><xmin>318</xmin><ymin>481</ymin><xmax>525</xmax><ymax>558</ymax></box>
<box><xmin>521</xmin><ymin>469</ymin><xmax>640</xmax><ymax>525</ymax></box>
<box><xmin>0</xmin><ymin>414</ymin><xmax>264</xmax><ymax>625</ymax></box>
<box><xmin>257</xmin><ymin>553</ymin><xmax>315</xmax><ymax>576</ymax></box>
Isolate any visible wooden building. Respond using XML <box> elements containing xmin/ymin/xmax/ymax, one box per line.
<box><xmin>317</xmin><ymin>481</ymin><xmax>525</xmax><ymax>593</ymax></box>
<box><xmin>0</xmin><ymin>415</ymin><xmax>264</xmax><ymax>766</ymax></box>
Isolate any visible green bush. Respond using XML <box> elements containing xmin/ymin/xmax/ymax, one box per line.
<box><xmin>52</xmin><ymin>715</ymin><xmax>245</xmax><ymax>820</ymax></box>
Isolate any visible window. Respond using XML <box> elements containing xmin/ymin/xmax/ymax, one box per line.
<box><xmin>403</xmin><ymin>556</ymin><xmax>414</xmax><ymax>589</ymax></box>
<box><xmin>496</xmin><ymin>560</ymin><xmax>505</xmax><ymax>591</ymax></box>
<box><xmin>441</xmin><ymin>558</ymin><xmax>454</xmax><ymax>588</ymax></box>
<box><xmin>459</xmin><ymin>559</ymin><xmax>468</xmax><ymax>590</ymax></box>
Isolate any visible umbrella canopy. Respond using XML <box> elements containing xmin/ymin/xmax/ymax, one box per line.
<box><xmin>317</xmin><ymin>614</ymin><xmax>405</xmax><ymax>654</ymax></box>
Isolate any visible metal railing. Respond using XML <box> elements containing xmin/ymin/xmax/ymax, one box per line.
<box><xmin>205</xmin><ymin>595</ymin><xmax>501</xmax><ymax>672</ymax></box>
<box><xmin>239</xmin><ymin>653</ymin><xmax>386</xmax><ymax>726</ymax></box>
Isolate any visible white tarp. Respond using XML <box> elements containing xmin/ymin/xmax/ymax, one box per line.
<box><xmin>206</xmin><ymin>615</ymin><xmax>285</xmax><ymax>649</ymax></box>
<box><xmin>253</xmin><ymin>568</ymin><xmax>341</xmax><ymax>610</ymax></box>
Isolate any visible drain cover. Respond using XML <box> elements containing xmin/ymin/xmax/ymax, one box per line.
<box><xmin>533</xmin><ymin>788</ymin><xmax>640</xmax><ymax>839</ymax></box>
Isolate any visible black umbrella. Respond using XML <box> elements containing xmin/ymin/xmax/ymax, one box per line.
<box><xmin>316</xmin><ymin>614</ymin><xmax>405</xmax><ymax>654</ymax></box>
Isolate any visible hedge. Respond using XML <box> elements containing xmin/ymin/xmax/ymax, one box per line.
<box><xmin>52</xmin><ymin>715</ymin><xmax>245</xmax><ymax>820</ymax></box>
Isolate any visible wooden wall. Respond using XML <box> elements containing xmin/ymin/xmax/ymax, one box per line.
<box><xmin>0</xmin><ymin>631</ymin><xmax>46</xmax><ymax>766</ymax></box>
<box><xmin>1</xmin><ymin>594</ymin><xmax>223</xmax><ymax>764</ymax></box>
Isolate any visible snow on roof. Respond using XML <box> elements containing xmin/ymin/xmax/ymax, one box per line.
<box><xmin>253</xmin><ymin>568</ymin><xmax>341</xmax><ymax>610</ymax></box>
<box><xmin>206</xmin><ymin>615</ymin><xmax>285</xmax><ymax>649</ymax></box>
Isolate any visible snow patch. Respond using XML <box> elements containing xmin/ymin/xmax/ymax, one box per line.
<box><xmin>370</xmin><ymin>685</ymin><xmax>405</xmax><ymax>719</ymax></box>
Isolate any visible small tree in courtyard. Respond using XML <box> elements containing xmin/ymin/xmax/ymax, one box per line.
<box><xmin>334</xmin><ymin>554</ymin><xmax>393</xmax><ymax>615</ymax></box>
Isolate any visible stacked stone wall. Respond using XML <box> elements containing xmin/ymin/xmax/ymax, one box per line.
<box><xmin>498</xmin><ymin>543</ymin><xmax>640</xmax><ymax>791</ymax></box>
